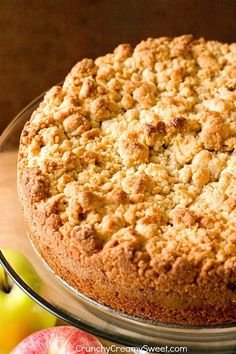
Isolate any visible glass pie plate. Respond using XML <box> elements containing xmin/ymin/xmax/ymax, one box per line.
<box><xmin>0</xmin><ymin>93</ymin><xmax>236</xmax><ymax>354</ymax></box>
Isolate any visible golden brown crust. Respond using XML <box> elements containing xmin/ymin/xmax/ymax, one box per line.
<box><xmin>18</xmin><ymin>35</ymin><xmax>236</xmax><ymax>325</ymax></box>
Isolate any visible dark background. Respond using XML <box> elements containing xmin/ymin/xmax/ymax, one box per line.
<box><xmin>1</xmin><ymin>0</ymin><xmax>235</xmax><ymax>133</ymax></box>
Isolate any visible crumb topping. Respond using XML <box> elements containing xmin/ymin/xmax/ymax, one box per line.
<box><xmin>19</xmin><ymin>35</ymin><xmax>236</xmax><ymax>268</ymax></box>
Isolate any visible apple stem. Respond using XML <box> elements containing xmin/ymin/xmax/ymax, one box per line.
<box><xmin>3</xmin><ymin>269</ymin><xmax>11</xmax><ymax>293</ymax></box>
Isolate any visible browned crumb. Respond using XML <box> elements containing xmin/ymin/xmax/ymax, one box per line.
<box><xmin>18</xmin><ymin>35</ymin><xmax>236</xmax><ymax>324</ymax></box>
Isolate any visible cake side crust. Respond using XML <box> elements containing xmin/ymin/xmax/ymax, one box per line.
<box><xmin>17</xmin><ymin>166</ymin><xmax>236</xmax><ymax>325</ymax></box>
<box><xmin>17</xmin><ymin>35</ymin><xmax>236</xmax><ymax>325</ymax></box>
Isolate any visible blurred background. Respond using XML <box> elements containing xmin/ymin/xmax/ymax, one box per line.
<box><xmin>1</xmin><ymin>0</ymin><xmax>235</xmax><ymax>134</ymax></box>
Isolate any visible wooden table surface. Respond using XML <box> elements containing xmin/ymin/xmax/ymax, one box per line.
<box><xmin>0</xmin><ymin>150</ymin><xmax>23</xmax><ymax>248</ymax></box>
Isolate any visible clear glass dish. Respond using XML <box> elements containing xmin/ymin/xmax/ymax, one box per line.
<box><xmin>0</xmin><ymin>94</ymin><xmax>236</xmax><ymax>354</ymax></box>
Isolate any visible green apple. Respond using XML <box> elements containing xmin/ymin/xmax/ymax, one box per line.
<box><xmin>0</xmin><ymin>249</ymin><xmax>56</xmax><ymax>353</ymax></box>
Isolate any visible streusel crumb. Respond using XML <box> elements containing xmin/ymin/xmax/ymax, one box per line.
<box><xmin>18</xmin><ymin>35</ymin><xmax>236</xmax><ymax>324</ymax></box>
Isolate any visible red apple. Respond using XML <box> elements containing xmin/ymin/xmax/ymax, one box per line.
<box><xmin>10</xmin><ymin>326</ymin><xmax>104</xmax><ymax>354</ymax></box>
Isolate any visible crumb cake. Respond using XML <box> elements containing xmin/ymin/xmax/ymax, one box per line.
<box><xmin>17</xmin><ymin>35</ymin><xmax>236</xmax><ymax>325</ymax></box>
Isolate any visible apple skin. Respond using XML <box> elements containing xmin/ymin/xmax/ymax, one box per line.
<box><xmin>0</xmin><ymin>249</ymin><xmax>56</xmax><ymax>353</ymax></box>
<box><xmin>10</xmin><ymin>326</ymin><xmax>104</xmax><ymax>354</ymax></box>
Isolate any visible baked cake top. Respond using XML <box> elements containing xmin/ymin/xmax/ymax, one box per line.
<box><xmin>19</xmin><ymin>35</ymin><xmax>236</xmax><ymax>271</ymax></box>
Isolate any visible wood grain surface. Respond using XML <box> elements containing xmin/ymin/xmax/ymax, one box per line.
<box><xmin>0</xmin><ymin>151</ymin><xmax>23</xmax><ymax>248</ymax></box>
<box><xmin>0</xmin><ymin>0</ymin><xmax>236</xmax><ymax>134</ymax></box>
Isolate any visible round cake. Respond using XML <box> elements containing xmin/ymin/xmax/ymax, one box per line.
<box><xmin>17</xmin><ymin>35</ymin><xmax>236</xmax><ymax>325</ymax></box>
